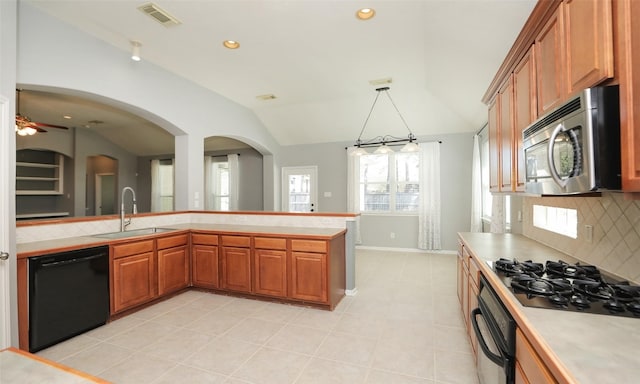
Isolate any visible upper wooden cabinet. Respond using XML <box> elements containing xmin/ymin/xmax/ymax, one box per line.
<box><xmin>535</xmin><ymin>4</ymin><xmax>565</xmax><ymax>116</ymax></box>
<box><xmin>499</xmin><ymin>77</ymin><xmax>514</xmax><ymax>192</ymax></box>
<box><xmin>488</xmin><ymin>99</ymin><xmax>500</xmax><ymax>192</ymax></box>
<box><xmin>513</xmin><ymin>47</ymin><xmax>537</xmax><ymax>191</ymax></box>
<box><xmin>616</xmin><ymin>0</ymin><xmax>640</xmax><ymax>191</ymax></box>
<box><xmin>564</xmin><ymin>0</ymin><xmax>614</xmax><ymax>96</ymax></box>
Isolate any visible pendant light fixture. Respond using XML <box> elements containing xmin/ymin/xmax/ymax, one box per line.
<box><xmin>351</xmin><ymin>87</ymin><xmax>419</xmax><ymax>156</ymax></box>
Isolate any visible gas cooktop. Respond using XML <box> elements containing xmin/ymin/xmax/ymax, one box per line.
<box><xmin>493</xmin><ymin>258</ymin><xmax>640</xmax><ymax>319</ymax></box>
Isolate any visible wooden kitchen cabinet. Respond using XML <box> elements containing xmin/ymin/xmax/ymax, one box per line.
<box><xmin>535</xmin><ymin>4</ymin><xmax>565</xmax><ymax>115</ymax></box>
<box><xmin>457</xmin><ymin>242</ymin><xmax>480</xmax><ymax>358</ymax></box>
<box><xmin>563</xmin><ymin>0</ymin><xmax>613</xmax><ymax>96</ymax></box>
<box><xmin>616</xmin><ymin>0</ymin><xmax>640</xmax><ymax>191</ymax></box>
<box><xmin>513</xmin><ymin>46</ymin><xmax>536</xmax><ymax>191</ymax></box>
<box><xmin>290</xmin><ymin>239</ymin><xmax>328</xmax><ymax>303</ymax></box>
<box><xmin>499</xmin><ymin>77</ymin><xmax>514</xmax><ymax>192</ymax></box>
<box><xmin>220</xmin><ymin>235</ymin><xmax>252</xmax><ymax>293</ymax></box>
<box><xmin>191</xmin><ymin>233</ymin><xmax>220</xmax><ymax>289</ymax></box>
<box><xmin>157</xmin><ymin>234</ymin><xmax>189</xmax><ymax>296</ymax></box>
<box><xmin>254</xmin><ymin>237</ymin><xmax>287</xmax><ymax>298</ymax></box>
<box><xmin>488</xmin><ymin>98</ymin><xmax>500</xmax><ymax>192</ymax></box>
<box><xmin>111</xmin><ymin>240</ymin><xmax>156</xmax><ymax>314</ymax></box>
<box><xmin>515</xmin><ymin>328</ymin><xmax>558</xmax><ymax>384</ymax></box>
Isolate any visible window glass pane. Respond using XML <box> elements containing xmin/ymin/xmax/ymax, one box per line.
<box><xmin>359</xmin><ymin>154</ymin><xmax>391</xmax><ymax>212</ymax></box>
<box><xmin>360</xmin><ymin>154</ymin><xmax>389</xmax><ymax>183</ymax></box>
<box><xmin>288</xmin><ymin>174</ymin><xmax>311</xmax><ymax>212</ymax></box>
<box><xmin>395</xmin><ymin>153</ymin><xmax>419</xmax><ymax>211</ymax></box>
<box><xmin>158</xmin><ymin>159</ymin><xmax>174</xmax><ymax>211</ymax></box>
<box><xmin>532</xmin><ymin>204</ymin><xmax>577</xmax><ymax>239</ymax></box>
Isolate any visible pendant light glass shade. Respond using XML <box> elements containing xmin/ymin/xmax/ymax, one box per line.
<box><xmin>373</xmin><ymin>144</ymin><xmax>394</xmax><ymax>155</ymax></box>
<box><xmin>400</xmin><ymin>141</ymin><xmax>419</xmax><ymax>152</ymax></box>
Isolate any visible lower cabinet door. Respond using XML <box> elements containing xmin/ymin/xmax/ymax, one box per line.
<box><xmin>192</xmin><ymin>244</ymin><xmax>219</xmax><ymax>289</ymax></box>
<box><xmin>112</xmin><ymin>252</ymin><xmax>155</xmax><ymax>313</ymax></box>
<box><xmin>221</xmin><ymin>246</ymin><xmax>252</xmax><ymax>293</ymax></box>
<box><xmin>254</xmin><ymin>249</ymin><xmax>287</xmax><ymax>298</ymax></box>
<box><xmin>290</xmin><ymin>251</ymin><xmax>327</xmax><ymax>303</ymax></box>
<box><xmin>158</xmin><ymin>245</ymin><xmax>189</xmax><ymax>295</ymax></box>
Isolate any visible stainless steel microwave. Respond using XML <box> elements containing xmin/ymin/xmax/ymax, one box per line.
<box><xmin>523</xmin><ymin>85</ymin><xmax>621</xmax><ymax>195</ymax></box>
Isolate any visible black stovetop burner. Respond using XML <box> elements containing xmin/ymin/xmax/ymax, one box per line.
<box><xmin>494</xmin><ymin>258</ymin><xmax>640</xmax><ymax>318</ymax></box>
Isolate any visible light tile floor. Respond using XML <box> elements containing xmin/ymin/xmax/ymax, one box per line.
<box><xmin>37</xmin><ymin>249</ymin><xmax>479</xmax><ymax>384</ymax></box>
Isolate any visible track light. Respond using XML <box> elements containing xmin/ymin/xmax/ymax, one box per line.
<box><xmin>131</xmin><ymin>41</ymin><xmax>142</xmax><ymax>61</ymax></box>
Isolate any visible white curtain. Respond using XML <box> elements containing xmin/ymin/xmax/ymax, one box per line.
<box><xmin>228</xmin><ymin>153</ymin><xmax>239</xmax><ymax>210</ymax></box>
<box><xmin>150</xmin><ymin>159</ymin><xmax>161</xmax><ymax>212</ymax></box>
<box><xmin>346</xmin><ymin>147</ymin><xmax>362</xmax><ymax>244</ymax></box>
<box><xmin>204</xmin><ymin>156</ymin><xmax>214</xmax><ymax>210</ymax></box>
<box><xmin>470</xmin><ymin>134</ymin><xmax>483</xmax><ymax>232</ymax></box>
<box><xmin>418</xmin><ymin>142</ymin><xmax>441</xmax><ymax>250</ymax></box>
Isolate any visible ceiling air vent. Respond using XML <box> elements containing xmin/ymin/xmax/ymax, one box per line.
<box><xmin>137</xmin><ymin>3</ymin><xmax>181</xmax><ymax>27</ymax></box>
<box><xmin>256</xmin><ymin>94</ymin><xmax>277</xmax><ymax>101</ymax></box>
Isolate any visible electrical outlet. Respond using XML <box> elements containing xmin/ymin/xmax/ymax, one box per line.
<box><xmin>585</xmin><ymin>225</ymin><xmax>593</xmax><ymax>243</ymax></box>
<box><xmin>390</xmin><ymin>232</ymin><xmax>396</xmax><ymax>239</ymax></box>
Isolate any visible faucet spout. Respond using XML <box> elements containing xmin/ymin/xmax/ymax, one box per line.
<box><xmin>120</xmin><ymin>187</ymin><xmax>138</xmax><ymax>232</ymax></box>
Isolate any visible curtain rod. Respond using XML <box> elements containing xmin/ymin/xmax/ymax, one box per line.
<box><xmin>475</xmin><ymin>123</ymin><xmax>488</xmax><ymax>136</ymax></box>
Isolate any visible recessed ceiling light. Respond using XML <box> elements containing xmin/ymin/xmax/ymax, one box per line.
<box><xmin>63</xmin><ymin>115</ymin><xmax>72</xmax><ymax>119</ymax></box>
<box><xmin>356</xmin><ymin>8</ymin><xmax>376</xmax><ymax>20</ymax></box>
<box><xmin>223</xmin><ymin>40</ymin><xmax>240</xmax><ymax>49</ymax></box>
<box><xmin>369</xmin><ymin>77</ymin><xmax>392</xmax><ymax>86</ymax></box>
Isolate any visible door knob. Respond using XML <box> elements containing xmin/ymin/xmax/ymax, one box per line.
<box><xmin>0</xmin><ymin>252</ymin><xmax>9</xmax><ymax>261</ymax></box>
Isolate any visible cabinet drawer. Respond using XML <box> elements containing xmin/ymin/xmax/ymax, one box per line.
<box><xmin>291</xmin><ymin>239</ymin><xmax>326</xmax><ymax>253</ymax></box>
<box><xmin>113</xmin><ymin>240</ymin><xmax>154</xmax><ymax>259</ymax></box>
<box><xmin>221</xmin><ymin>235</ymin><xmax>251</xmax><ymax>248</ymax></box>
<box><xmin>157</xmin><ymin>234</ymin><xmax>188</xmax><ymax>250</ymax></box>
<box><xmin>192</xmin><ymin>233</ymin><xmax>218</xmax><ymax>246</ymax></box>
<box><xmin>469</xmin><ymin>255</ymin><xmax>481</xmax><ymax>287</ymax></box>
<box><xmin>254</xmin><ymin>237</ymin><xmax>287</xmax><ymax>250</ymax></box>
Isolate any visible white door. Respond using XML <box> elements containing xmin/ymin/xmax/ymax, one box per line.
<box><xmin>0</xmin><ymin>96</ymin><xmax>12</xmax><ymax>348</ymax></box>
<box><xmin>282</xmin><ymin>166</ymin><xmax>318</xmax><ymax>213</ymax></box>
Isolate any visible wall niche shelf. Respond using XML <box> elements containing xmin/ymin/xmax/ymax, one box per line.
<box><xmin>16</xmin><ymin>150</ymin><xmax>64</xmax><ymax>195</ymax></box>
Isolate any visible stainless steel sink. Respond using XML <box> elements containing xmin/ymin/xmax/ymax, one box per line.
<box><xmin>92</xmin><ymin>227</ymin><xmax>177</xmax><ymax>239</ymax></box>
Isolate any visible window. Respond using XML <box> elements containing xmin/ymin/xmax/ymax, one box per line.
<box><xmin>481</xmin><ymin>135</ymin><xmax>491</xmax><ymax>220</ymax></box>
<box><xmin>533</xmin><ymin>205</ymin><xmax>578</xmax><ymax>238</ymax></box>
<box><xmin>211</xmin><ymin>161</ymin><xmax>230</xmax><ymax>211</ymax></box>
<box><xmin>357</xmin><ymin>152</ymin><xmax>419</xmax><ymax>213</ymax></box>
<box><xmin>151</xmin><ymin>159</ymin><xmax>174</xmax><ymax>212</ymax></box>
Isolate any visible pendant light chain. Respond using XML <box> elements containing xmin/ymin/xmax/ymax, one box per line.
<box><xmin>383</xmin><ymin>88</ymin><xmax>414</xmax><ymax>137</ymax></box>
<box><xmin>356</xmin><ymin>90</ymin><xmax>382</xmax><ymax>143</ymax></box>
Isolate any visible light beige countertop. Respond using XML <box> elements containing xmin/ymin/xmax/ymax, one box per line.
<box><xmin>0</xmin><ymin>347</ymin><xmax>108</xmax><ymax>383</ymax></box>
<box><xmin>17</xmin><ymin>224</ymin><xmax>346</xmax><ymax>258</ymax></box>
<box><xmin>458</xmin><ymin>232</ymin><xmax>640</xmax><ymax>384</ymax></box>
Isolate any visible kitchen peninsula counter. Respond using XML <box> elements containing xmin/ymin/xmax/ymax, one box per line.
<box><xmin>458</xmin><ymin>232</ymin><xmax>640</xmax><ymax>384</ymax></box>
<box><xmin>17</xmin><ymin>224</ymin><xmax>346</xmax><ymax>258</ymax></box>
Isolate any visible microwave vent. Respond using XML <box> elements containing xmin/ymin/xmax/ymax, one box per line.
<box><xmin>523</xmin><ymin>96</ymin><xmax>581</xmax><ymax>139</ymax></box>
<box><xmin>137</xmin><ymin>3</ymin><xmax>181</xmax><ymax>27</ymax></box>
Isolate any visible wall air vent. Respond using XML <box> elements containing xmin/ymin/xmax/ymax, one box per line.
<box><xmin>137</xmin><ymin>3</ymin><xmax>181</xmax><ymax>27</ymax></box>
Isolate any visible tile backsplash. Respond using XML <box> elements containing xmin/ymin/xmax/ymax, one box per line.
<box><xmin>523</xmin><ymin>192</ymin><xmax>640</xmax><ymax>284</ymax></box>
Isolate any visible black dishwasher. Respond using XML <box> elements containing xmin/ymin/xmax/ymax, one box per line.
<box><xmin>29</xmin><ymin>245</ymin><xmax>109</xmax><ymax>352</ymax></box>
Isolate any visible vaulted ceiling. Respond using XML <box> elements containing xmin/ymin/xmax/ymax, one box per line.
<box><xmin>20</xmin><ymin>0</ymin><xmax>536</xmax><ymax>155</ymax></box>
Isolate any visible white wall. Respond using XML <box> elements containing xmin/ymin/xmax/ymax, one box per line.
<box><xmin>16</xmin><ymin>2</ymin><xmax>282</xmax><ymax>211</ymax></box>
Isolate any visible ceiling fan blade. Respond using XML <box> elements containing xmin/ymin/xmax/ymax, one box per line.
<box><xmin>31</xmin><ymin>121</ymin><xmax>69</xmax><ymax>130</ymax></box>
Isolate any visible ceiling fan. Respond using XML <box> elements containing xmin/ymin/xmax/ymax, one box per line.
<box><xmin>15</xmin><ymin>89</ymin><xmax>69</xmax><ymax>136</ymax></box>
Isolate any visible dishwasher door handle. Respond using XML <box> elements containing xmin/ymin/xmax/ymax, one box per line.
<box><xmin>471</xmin><ymin>307</ymin><xmax>506</xmax><ymax>367</ymax></box>
<box><xmin>40</xmin><ymin>253</ymin><xmax>106</xmax><ymax>268</ymax></box>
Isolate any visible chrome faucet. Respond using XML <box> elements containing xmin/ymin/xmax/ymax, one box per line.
<box><xmin>120</xmin><ymin>187</ymin><xmax>138</xmax><ymax>231</ymax></box>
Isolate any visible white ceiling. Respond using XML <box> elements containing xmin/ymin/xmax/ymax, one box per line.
<box><xmin>21</xmin><ymin>0</ymin><xmax>536</xmax><ymax>154</ymax></box>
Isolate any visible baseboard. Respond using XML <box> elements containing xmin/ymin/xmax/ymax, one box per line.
<box><xmin>345</xmin><ymin>288</ymin><xmax>358</xmax><ymax>296</ymax></box>
<box><xmin>355</xmin><ymin>245</ymin><xmax>456</xmax><ymax>254</ymax></box>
